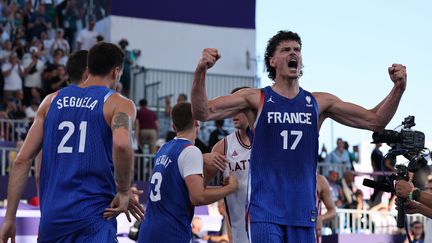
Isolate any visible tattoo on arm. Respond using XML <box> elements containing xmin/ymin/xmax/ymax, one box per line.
<box><xmin>112</xmin><ymin>112</ymin><xmax>131</xmax><ymax>131</ymax></box>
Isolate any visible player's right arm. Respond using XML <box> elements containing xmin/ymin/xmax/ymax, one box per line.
<box><xmin>180</xmin><ymin>145</ymin><xmax>237</xmax><ymax>205</ymax></box>
<box><xmin>0</xmin><ymin>93</ymin><xmax>54</xmax><ymax>243</ymax></box>
<box><xmin>185</xmin><ymin>173</ymin><xmax>237</xmax><ymax>206</ymax></box>
<box><xmin>191</xmin><ymin>48</ymin><xmax>259</xmax><ymax>121</ymax></box>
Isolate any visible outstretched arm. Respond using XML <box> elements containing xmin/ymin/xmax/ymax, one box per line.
<box><xmin>316</xmin><ymin>64</ymin><xmax>407</xmax><ymax>131</ymax></box>
<box><xmin>191</xmin><ymin>48</ymin><xmax>257</xmax><ymax>121</ymax></box>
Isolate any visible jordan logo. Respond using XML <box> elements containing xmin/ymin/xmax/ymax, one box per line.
<box><xmin>305</xmin><ymin>96</ymin><xmax>313</xmax><ymax>107</ymax></box>
<box><xmin>232</xmin><ymin>150</ymin><xmax>238</xmax><ymax>156</ymax></box>
<box><xmin>267</xmin><ymin>96</ymin><xmax>275</xmax><ymax>103</ymax></box>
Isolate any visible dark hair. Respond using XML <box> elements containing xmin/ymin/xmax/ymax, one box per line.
<box><xmin>231</xmin><ymin>86</ymin><xmax>249</xmax><ymax>94</ymax></box>
<box><xmin>215</xmin><ymin>120</ymin><xmax>224</xmax><ymax>127</ymax></box>
<box><xmin>139</xmin><ymin>99</ymin><xmax>147</xmax><ymax>107</ymax></box>
<box><xmin>172</xmin><ymin>102</ymin><xmax>194</xmax><ymax>132</ymax></box>
<box><xmin>88</xmin><ymin>42</ymin><xmax>124</xmax><ymax>76</ymax></box>
<box><xmin>178</xmin><ymin>93</ymin><xmax>188</xmax><ymax>102</ymax></box>
<box><xmin>66</xmin><ymin>50</ymin><xmax>88</xmax><ymax>84</ymax></box>
<box><xmin>264</xmin><ymin>30</ymin><xmax>302</xmax><ymax>80</ymax></box>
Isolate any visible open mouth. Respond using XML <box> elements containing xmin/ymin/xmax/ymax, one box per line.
<box><xmin>288</xmin><ymin>58</ymin><xmax>298</xmax><ymax>69</ymax></box>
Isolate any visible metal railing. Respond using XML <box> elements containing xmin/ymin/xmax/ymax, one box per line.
<box><xmin>317</xmin><ymin>163</ymin><xmax>350</xmax><ymax>176</ymax></box>
<box><xmin>0</xmin><ymin>146</ymin><xmax>155</xmax><ymax>181</ymax></box>
<box><xmin>0</xmin><ymin>119</ymin><xmax>31</xmax><ymax>142</ymax></box>
<box><xmin>331</xmin><ymin>208</ymin><xmax>426</xmax><ymax>235</ymax></box>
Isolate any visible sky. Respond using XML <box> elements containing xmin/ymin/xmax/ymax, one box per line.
<box><xmin>255</xmin><ymin>0</ymin><xmax>432</xmax><ymax>151</ymax></box>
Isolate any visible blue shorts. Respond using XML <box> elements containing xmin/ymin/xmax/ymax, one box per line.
<box><xmin>38</xmin><ymin>220</ymin><xmax>117</xmax><ymax>243</ymax></box>
<box><xmin>249</xmin><ymin>222</ymin><xmax>315</xmax><ymax>243</ymax></box>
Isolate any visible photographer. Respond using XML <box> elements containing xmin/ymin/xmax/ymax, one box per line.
<box><xmin>395</xmin><ymin>179</ymin><xmax>432</xmax><ymax>218</ymax></box>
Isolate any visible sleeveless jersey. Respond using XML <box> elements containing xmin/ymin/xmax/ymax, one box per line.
<box><xmin>223</xmin><ymin>131</ymin><xmax>250</xmax><ymax>243</ymax></box>
<box><xmin>246</xmin><ymin>86</ymin><xmax>319</xmax><ymax>227</ymax></box>
<box><xmin>39</xmin><ymin>85</ymin><xmax>115</xmax><ymax>241</ymax></box>
<box><xmin>138</xmin><ymin>139</ymin><xmax>195</xmax><ymax>243</ymax></box>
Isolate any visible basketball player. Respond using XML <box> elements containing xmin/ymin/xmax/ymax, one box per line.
<box><xmin>191</xmin><ymin>30</ymin><xmax>407</xmax><ymax>242</ymax></box>
<box><xmin>33</xmin><ymin>50</ymin><xmax>144</xmax><ymax>221</ymax></box>
<box><xmin>137</xmin><ymin>102</ymin><xmax>238</xmax><ymax>243</ymax></box>
<box><xmin>0</xmin><ymin>43</ymin><xmax>137</xmax><ymax>242</ymax></box>
<box><xmin>316</xmin><ymin>174</ymin><xmax>336</xmax><ymax>243</ymax></box>
<box><xmin>209</xmin><ymin>87</ymin><xmax>251</xmax><ymax>243</ymax></box>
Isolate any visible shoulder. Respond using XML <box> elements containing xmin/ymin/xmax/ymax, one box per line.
<box><xmin>180</xmin><ymin>145</ymin><xmax>202</xmax><ymax>159</ymax></box>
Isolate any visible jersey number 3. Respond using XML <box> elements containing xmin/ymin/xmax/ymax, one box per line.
<box><xmin>57</xmin><ymin>121</ymin><xmax>88</xmax><ymax>153</ymax></box>
<box><xmin>150</xmin><ymin>172</ymin><xmax>163</xmax><ymax>202</ymax></box>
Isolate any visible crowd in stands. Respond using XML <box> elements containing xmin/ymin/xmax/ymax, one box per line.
<box><xmin>0</xmin><ymin>0</ymin><xmax>136</xmax><ymax>142</ymax></box>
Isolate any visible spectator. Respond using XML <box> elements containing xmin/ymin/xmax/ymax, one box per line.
<box><xmin>136</xmin><ymin>98</ymin><xmax>159</xmax><ymax>154</ymax></box>
<box><xmin>405</xmin><ymin>221</ymin><xmax>425</xmax><ymax>243</ymax></box>
<box><xmin>118</xmin><ymin>38</ymin><xmax>133</xmax><ymax>97</ymax></box>
<box><xmin>24</xmin><ymin>98</ymin><xmax>39</xmax><ymax>120</ymax></box>
<box><xmin>51</xmin><ymin>28</ymin><xmax>70</xmax><ymax>55</ymax></box>
<box><xmin>60</xmin><ymin>0</ymin><xmax>79</xmax><ymax>49</ymax></box>
<box><xmin>22</xmin><ymin>45</ymin><xmax>45</xmax><ymax>106</ymax></box>
<box><xmin>0</xmin><ymin>40</ymin><xmax>13</xmax><ymax>64</ymax></box>
<box><xmin>43</xmin><ymin>64</ymin><xmax>68</xmax><ymax>95</ymax></box>
<box><xmin>327</xmin><ymin>170</ymin><xmax>344</xmax><ymax>208</ymax></box>
<box><xmin>341</xmin><ymin>170</ymin><xmax>358</xmax><ymax>208</ymax></box>
<box><xmin>325</xmin><ymin>138</ymin><xmax>352</xmax><ymax>171</ymax></box>
<box><xmin>40</xmin><ymin>31</ymin><xmax>54</xmax><ymax>62</ymax></box>
<box><xmin>76</xmin><ymin>17</ymin><xmax>99</xmax><ymax>50</ymax></box>
<box><xmin>208</xmin><ymin>120</ymin><xmax>229</xmax><ymax>150</ymax></box>
<box><xmin>344</xmin><ymin>141</ymin><xmax>359</xmax><ymax>169</ymax></box>
<box><xmin>1</xmin><ymin>53</ymin><xmax>24</xmax><ymax>103</ymax></box>
<box><xmin>370</xmin><ymin>143</ymin><xmax>394</xmax><ymax>207</ymax></box>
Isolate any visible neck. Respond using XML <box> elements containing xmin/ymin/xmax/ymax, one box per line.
<box><xmin>271</xmin><ymin>77</ymin><xmax>300</xmax><ymax>99</ymax></box>
<box><xmin>80</xmin><ymin>74</ymin><xmax>112</xmax><ymax>88</ymax></box>
<box><xmin>237</xmin><ymin>127</ymin><xmax>250</xmax><ymax>146</ymax></box>
<box><xmin>176</xmin><ymin>129</ymin><xmax>196</xmax><ymax>143</ymax></box>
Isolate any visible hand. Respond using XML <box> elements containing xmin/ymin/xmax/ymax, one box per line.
<box><xmin>395</xmin><ymin>199</ymin><xmax>421</xmax><ymax>214</ymax></box>
<box><xmin>388</xmin><ymin>64</ymin><xmax>407</xmax><ymax>89</ymax></box>
<box><xmin>196</xmin><ymin>48</ymin><xmax>221</xmax><ymax>72</ymax></box>
<box><xmin>395</xmin><ymin>180</ymin><xmax>414</xmax><ymax>199</ymax></box>
<box><xmin>203</xmin><ymin>152</ymin><xmax>227</xmax><ymax>172</ymax></box>
<box><xmin>223</xmin><ymin>172</ymin><xmax>238</xmax><ymax>193</ymax></box>
<box><xmin>128</xmin><ymin>187</ymin><xmax>145</xmax><ymax>221</ymax></box>
<box><xmin>103</xmin><ymin>191</ymin><xmax>131</xmax><ymax>222</ymax></box>
<box><xmin>316</xmin><ymin>217</ymin><xmax>323</xmax><ymax>238</ymax></box>
<box><xmin>0</xmin><ymin>219</ymin><xmax>16</xmax><ymax>243</ymax></box>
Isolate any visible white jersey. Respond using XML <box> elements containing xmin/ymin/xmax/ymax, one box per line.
<box><xmin>223</xmin><ymin>131</ymin><xmax>250</xmax><ymax>243</ymax></box>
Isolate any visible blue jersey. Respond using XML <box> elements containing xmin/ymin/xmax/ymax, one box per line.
<box><xmin>138</xmin><ymin>139</ymin><xmax>195</xmax><ymax>243</ymax></box>
<box><xmin>39</xmin><ymin>85</ymin><xmax>115</xmax><ymax>241</ymax></box>
<box><xmin>247</xmin><ymin>86</ymin><xmax>319</xmax><ymax>227</ymax></box>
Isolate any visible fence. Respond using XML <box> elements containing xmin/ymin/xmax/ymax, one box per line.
<box><xmin>317</xmin><ymin>163</ymin><xmax>349</xmax><ymax>176</ymax></box>
<box><xmin>332</xmin><ymin>208</ymin><xmax>426</xmax><ymax>235</ymax></box>
<box><xmin>0</xmin><ymin>119</ymin><xmax>31</xmax><ymax>142</ymax></box>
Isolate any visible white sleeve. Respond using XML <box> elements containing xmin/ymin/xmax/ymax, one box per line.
<box><xmin>178</xmin><ymin>145</ymin><xmax>203</xmax><ymax>178</ymax></box>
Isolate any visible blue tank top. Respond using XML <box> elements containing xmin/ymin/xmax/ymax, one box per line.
<box><xmin>39</xmin><ymin>85</ymin><xmax>115</xmax><ymax>240</ymax></box>
<box><xmin>138</xmin><ymin>138</ymin><xmax>195</xmax><ymax>243</ymax></box>
<box><xmin>247</xmin><ymin>86</ymin><xmax>319</xmax><ymax>227</ymax></box>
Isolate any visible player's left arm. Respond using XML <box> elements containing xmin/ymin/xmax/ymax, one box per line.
<box><xmin>1</xmin><ymin>94</ymin><xmax>52</xmax><ymax>225</ymax></box>
<box><xmin>203</xmin><ymin>139</ymin><xmax>227</xmax><ymax>186</ymax></box>
<box><xmin>316</xmin><ymin>64</ymin><xmax>406</xmax><ymax>131</ymax></box>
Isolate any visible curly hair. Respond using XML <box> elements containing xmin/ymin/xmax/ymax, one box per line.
<box><xmin>264</xmin><ymin>31</ymin><xmax>302</xmax><ymax>80</ymax></box>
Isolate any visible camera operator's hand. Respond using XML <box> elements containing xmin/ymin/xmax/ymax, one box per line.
<box><xmin>396</xmin><ymin>198</ymin><xmax>432</xmax><ymax>218</ymax></box>
<box><xmin>388</xmin><ymin>64</ymin><xmax>407</xmax><ymax>90</ymax></box>
<box><xmin>395</xmin><ymin>180</ymin><xmax>414</xmax><ymax>199</ymax></box>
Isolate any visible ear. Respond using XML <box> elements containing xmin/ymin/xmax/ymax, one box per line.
<box><xmin>269</xmin><ymin>56</ymin><xmax>277</xmax><ymax>68</ymax></box>
<box><xmin>172</xmin><ymin>124</ymin><xmax>177</xmax><ymax>132</ymax></box>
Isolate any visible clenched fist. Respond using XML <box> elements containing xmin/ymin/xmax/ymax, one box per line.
<box><xmin>388</xmin><ymin>64</ymin><xmax>407</xmax><ymax>89</ymax></box>
<box><xmin>196</xmin><ymin>48</ymin><xmax>221</xmax><ymax>72</ymax></box>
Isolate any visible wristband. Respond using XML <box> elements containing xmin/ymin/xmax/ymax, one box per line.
<box><xmin>412</xmin><ymin>188</ymin><xmax>421</xmax><ymax>201</ymax></box>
